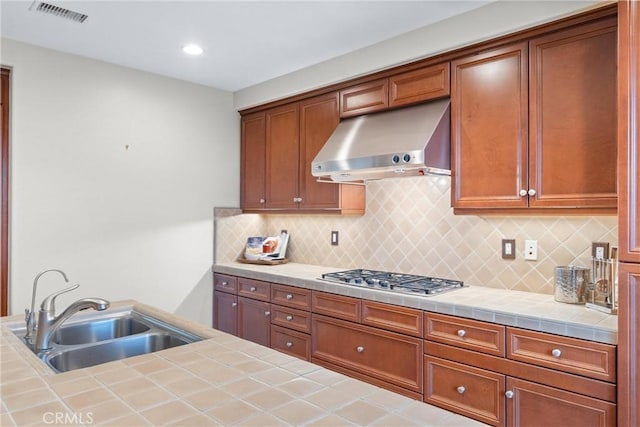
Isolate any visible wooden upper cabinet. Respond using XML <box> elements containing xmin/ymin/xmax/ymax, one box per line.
<box><xmin>340</xmin><ymin>79</ymin><xmax>388</xmax><ymax>118</ymax></box>
<box><xmin>529</xmin><ymin>18</ymin><xmax>617</xmax><ymax>209</ymax></box>
<box><xmin>240</xmin><ymin>112</ymin><xmax>266</xmax><ymax>210</ymax></box>
<box><xmin>265</xmin><ymin>103</ymin><xmax>299</xmax><ymax>209</ymax></box>
<box><xmin>389</xmin><ymin>63</ymin><xmax>450</xmax><ymax>108</ymax></box>
<box><xmin>451</xmin><ymin>42</ymin><xmax>529</xmax><ymax>210</ymax></box>
<box><xmin>619</xmin><ymin>0</ymin><xmax>640</xmax><ymax>263</ymax></box>
<box><xmin>298</xmin><ymin>92</ymin><xmax>365</xmax><ymax>213</ymax></box>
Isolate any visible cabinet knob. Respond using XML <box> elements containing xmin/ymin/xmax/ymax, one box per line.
<box><xmin>221</xmin><ymin>281</ymin><xmax>228</xmax><ymax>287</ymax></box>
<box><xmin>259</xmin><ymin>198</ymin><xmax>265</xmax><ymax>204</ymax></box>
<box><xmin>356</xmin><ymin>346</ymin><xmax>365</xmax><ymax>353</ymax></box>
<box><xmin>551</xmin><ymin>348</ymin><xmax>562</xmax><ymax>358</ymax></box>
<box><xmin>231</xmin><ymin>302</ymin><xmax>237</xmax><ymax>308</ymax></box>
<box><xmin>528</xmin><ymin>188</ymin><xmax>536</xmax><ymax>196</ymax></box>
<box><xmin>505</xmin><ymin>390</ymin><xmax>514</xmax><ymax>399</ymax></box>
<box><xmin>519</xmin><ymin>189</ymin><xmax>528</xmax><ymax>197</ymax></box>
<box><xmin>457</xmin><ymin>386</ymin><xmax>466</xmax><ymax>395</ymax></box>
<box><xmin>264</xmin><ymin>311</ymin><xmax>271</xmax><ymax>316</ymax></box>
<box><xmin>286</xmin><ymin>294</ymin><xmax>293</xmax><ymax>300</ymax></box>
<box><xmin>250</xmin><ymin>286</ymin><xmax>257</xmax><ymax>292</ymax></box>
<box><xmin>286</xmin><ymin>341</ymin><xmax>293</xmax><ymax>348</ymax></box>
<box><xmin>286</xmin><ymin>315</ymin><xmax>293</xmax><ymax>321</ymax></box>
<box><xmin>457</xmin><ymin>329</ymin><xmax>466</xmax><ymax>338</ymax></box>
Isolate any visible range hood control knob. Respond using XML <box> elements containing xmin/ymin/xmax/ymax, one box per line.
<box><xmin>403</xmin><ymin>154</ymin><xmax>411</xmax><ymax>162</ymax></box>
<box><xmin>392</xmin><ymin>155</ymin><xmax>400</xmax><ymax>163</ymax></box>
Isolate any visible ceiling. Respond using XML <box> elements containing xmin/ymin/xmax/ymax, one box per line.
<box><xmin>0</xmin><ymin>1</ymin><xmax>491</xmax><ymax>92</ymax></box>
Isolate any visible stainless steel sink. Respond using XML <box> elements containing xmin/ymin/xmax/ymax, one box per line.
<box><xmin>53</xmin><ymin>316</ymin><xmax>151</xmax><ymax>345</ymax></box>
<box><xmin>47</xmin><ymin>332</ymin><xmax>191</xmax><ymax>372</ymax></box>
<box><xmin>10</xmin><ymin>309</ymin><xmax>202</xmax><ymax>373</ymax></box>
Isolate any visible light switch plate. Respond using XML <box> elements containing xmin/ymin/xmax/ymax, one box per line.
<box><xmin>502</xmin><ymin>239</ymin><xmax>516</xmax><ymax>259</ymax></box>
<box><xmin>331</xmin><ymin>231</ymin><xmax>339</xmax><ymax>246</ymax></box>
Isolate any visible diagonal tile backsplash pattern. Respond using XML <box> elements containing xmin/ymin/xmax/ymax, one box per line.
<box><xmin>215</xmin><ymin>176</ymin><xmax>617</xmax><ymax>295</ymax></box>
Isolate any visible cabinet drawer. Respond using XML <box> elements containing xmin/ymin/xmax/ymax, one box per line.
<box><xmin>506</xmin><ymin>327</ymin><xmax>616</xmax><ymax>382</ymax></box>
<box><xmin>424</xmin><ymin>355</ymin><xmax>505</xmax><ymax>427</ymax></box>
<box><xmin>312</xmin><ymin>291</ymin><xmax>361</xmax><ymax>322</ymax></box>
<box><xmin>340</xmin><ymin>79</ymin><xmax>388</xmax><ymax>118</ymax></box>
<box><xmin>271</xmin><ymin>305</ymin><xmax>311</xmax><ymax>334</ymax></box>
<box><xmin>271</xmin><ymin>325</ymin><xmax>310</xmax><ymax>361</ymax></box>
<box><xmin>362</xmin><ymin>300</ymin><xmax>423</xmax><ymax>337</ymax></box>
<box><xmin>271</xmin><ymin>284</ymin><xmax>311</xmax><ymax>309</ymax></box>
<box><xmin>237</xmin><ymin>278</ymin><xmax>270</xmax><ymax>302</ymax></box>
<box><xmin>214</xmin><ymin>273</ymin><xmax>237</xmax><ymax>294</ymax></box>
<box><xmin>389</xmin><ymin>63</ymin><xmax>450</xmax><ymax>108</ymax></box>
<box><xmin>425</xmin><ymin>313</ymin><xmax>505</xmax><ymax>357</ymax></box>
<box><xmin>312</xmin><ymin>314</ymin><xmax>423</xmax><ymax>393</ymax></box>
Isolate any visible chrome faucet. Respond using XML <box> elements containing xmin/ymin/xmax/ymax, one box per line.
<box><xmin>25</xmin><ymin>269</ymin><xmax>69</xmax><ymax>342</ymax></box>
<box><xmin>33</xmin><ymin>285</ymin><xmax>110</xmax><ymax>352</ymax></box>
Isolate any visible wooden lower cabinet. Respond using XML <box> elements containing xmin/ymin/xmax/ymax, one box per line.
<box><xmin>506</xmin><ymin>377</ymin><xmax>616</xmax><ymax>427</ymax></box>
<box><xmin>424</xmin><ymin>356</ymin><xmax>616</xmax><ymax>427</ymax></box>
<box><xmin>237</xmin><ymin>296</ymin><xmax>271</xmax><ymax>347</ymax></box>
<box><xmin>425</xmin><ymin>355</ymin><xmax>505</xmax><ymax>426</ymax></box>
<box><xmin>213</xmin><ymin>291</ymin><xmax>237</xmax><ymax>335</ymax></box>
<box><xmin>311</xmin><ymin>314</ymin><xmax>423</xmax><ymax>395</ymax></box>
<box><xmin>271</xmin><ymin>324</ymin><xmax>310</xmax><ymax>360</ymax></box>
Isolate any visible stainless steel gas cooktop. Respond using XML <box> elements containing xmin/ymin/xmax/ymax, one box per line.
<box><xmin>320</xmin><ymin>269</ymin><xmax>464</xmax><ymax>296</ymax></box>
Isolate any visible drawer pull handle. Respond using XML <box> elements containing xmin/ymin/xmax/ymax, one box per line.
<box><xmin>286</xmin><ymin>341</ymin><xmax>293</xmax><ymax>348</ymax></box>
<box><xmin>551</xmin><ymin>348</ymin><xmax>562</xmax><ymax>358</ymax></box>
<box><xmin>231</xmin><ymin>302</ymin><xmax>237</xmax><ymax>308</ymax></box>
<box><xmin>505</xmin><ymin>390</ymin><xmax>514</xmax><ymax>399</ymax></box>
<box><xmin>356</xmin><ymin>346</ymin><xmax>365</xmax><ymax>353</ymax></box>
<box><xmin>250</xmin><ymin>287</ymin><xmax>257</xmax><ymax>292</ymax></box>
<box><xmin>457</xmin><ymin>329</ymin><xmax>466</xmax><ymax>338</ymax></box>
<box><xmin>286</xmin><ymin>294</ymin><xmax>293</xmax><ymax>300</ymax></box>
<box><xmin>264</xmin><ymin>311</ymin><xmax>271</xmax><ymax>316</ymax></box>
<box><xmin>286</xmin><ymin>315</ymin><xmax>293</xmax><ymax>321</ymax></box>
<box><xmin>457</xmin><ymin>386</ymin><xmax>465</xmax><ymax>394</ymax></box>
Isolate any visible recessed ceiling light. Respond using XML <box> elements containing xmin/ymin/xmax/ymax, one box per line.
<box><xmin>182</xmin><ymin>44</ymin><xmax>203</xmax><ymax>56</ymax></box>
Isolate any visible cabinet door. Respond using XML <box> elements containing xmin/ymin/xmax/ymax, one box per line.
<box><xmin>340</xmin><ymin>79</ymin><xmax>388</xmax><ymax>118</ymax></box>
<box><xmin>240</xmin><ymin>112</ymin><xmax>266</xmax><ymax>210</ymax></box>
<box><xmin>237</xmin><ymin>296</ymin><xmax>271</xmax><ymax>347</ymax></box>
<box><xmin>265</xmin><ymin>103</ymin><xmax>299</xmax><ymax>209</ymax></box>
<box><xmin>618</xmin><ymin>262</ymin><xmax>640</xmax><ymax>427</ymax></box>
<box><xmin>619</xmin><ymin>0</ymin><xmax>640</xmax><ymax>263</ymax></box>
<box><xmin>389</xmin><ymin>63</ymin><xmax>450</xmax><ymax>108</ymax></box>
<box><xmin>529</xmin><ymin>18</ymin><xmax>617</xmax><ymax>208</ymax></box>
<box><xmin>451</xmin><ymin>42</ymin><xmax>529</xmax><ymax>209</ymax></box>
<box><xmin>271</xmin><ymin>325</ymin><xmax>310</xmax><ymax>361</ymax></box>
<box><xmin>213</xmin><ymin>291</ymin><xmax>237</xmax><ymax>335</ymax></box>
<box><xmin>298</xmin><ymin>92</ymin><xmax>341</xmax><ymax>209</ymax></box>
<box><xmin>505</xmin><ymin>377</ymin><xmax>616</xmax><ymax>427</ymax></box>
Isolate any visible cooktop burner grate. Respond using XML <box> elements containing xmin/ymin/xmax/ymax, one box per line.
<box><xmin>320</xmin><ymin>269</ymin><xmax>464</xmax><ymax>296</ymax></box>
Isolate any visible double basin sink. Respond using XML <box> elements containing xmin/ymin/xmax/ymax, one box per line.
<box><xmin>12</xmin><ymin>310</ymin><xmax>202</xmax><ymax>373</ymax></box>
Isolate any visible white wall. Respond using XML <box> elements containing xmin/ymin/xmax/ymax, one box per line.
<box><xmin>1</xmin><ymin>39</ymin><xmax>239</xmax><ymax>325</ymax></box>
<box><xmin>235</xmin><ymin>0</ymin><xmax>607</xmax><ymax>110</ymax></box>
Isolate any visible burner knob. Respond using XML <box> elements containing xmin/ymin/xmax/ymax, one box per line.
<box><xmin>365</xmin><ymin>278</ymin><xmax>375</xmax><ymax>286</ymax></box>
<box><xmin>354</xmin><ymin>278</ymin><xmax>363</xmax><ymax>284</ymax></box>
<box><xmin>380</xmin><ymin>280</ymin><xmax>389</xmax><ymax>288</ymax></box>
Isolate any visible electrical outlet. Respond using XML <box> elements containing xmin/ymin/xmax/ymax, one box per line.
<box><xmin>592</xmin><ymin>242</ymin><xmax>609</xmax><ymax>260</ymax></box>
<box><xmin>331</xmin><ymin>231</ymin><xmax>339</xmax><ymax>246</ymax></box>
<box><xmin>502</xmin><ymin>239</ymin><xmax>516</xmax><ymax>259</ymax></box>
<box><xmin>524</xmin><ymin>240</ymin><xmax>538</xmax><ymax>261</ymax></box>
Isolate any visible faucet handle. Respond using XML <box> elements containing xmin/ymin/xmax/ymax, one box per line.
<box><xmin>40</xmin><ymin>284</ymin><xmax>80</xmax><ymax>313</ymax></box>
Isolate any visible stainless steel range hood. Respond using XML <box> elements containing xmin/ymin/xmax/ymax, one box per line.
<box><xmin>311</xmin><ymin>98</ymin><xmax>451</xmax><ymax>182</ymax></box>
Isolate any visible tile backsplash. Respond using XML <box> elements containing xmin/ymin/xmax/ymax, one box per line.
<box><xmin>215</xmin><ymin>176</ymin><xmax>617</xmax><ymax>295</ymax></box>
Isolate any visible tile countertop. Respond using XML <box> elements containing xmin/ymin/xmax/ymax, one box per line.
<box><xmin>0</xmin><ymin>300</ymin><xmax>485</xmax><ymax>427</ymax></box>
<box><xmin>214</xmin><ymin>261</ymin><xmax>618</xmax><ymax>345</ymax></box>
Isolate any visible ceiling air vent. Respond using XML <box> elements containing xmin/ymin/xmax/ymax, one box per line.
<box><xmin>29</xmin><ymin>1</ymin><xmax>88</xmax><ymax>23</ymax></box>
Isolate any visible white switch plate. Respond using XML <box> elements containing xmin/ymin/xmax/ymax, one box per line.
<box><xmin>524</xmin><ymin>240</ymin><xmax>538</xmax><ymax>261</ymax></box>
